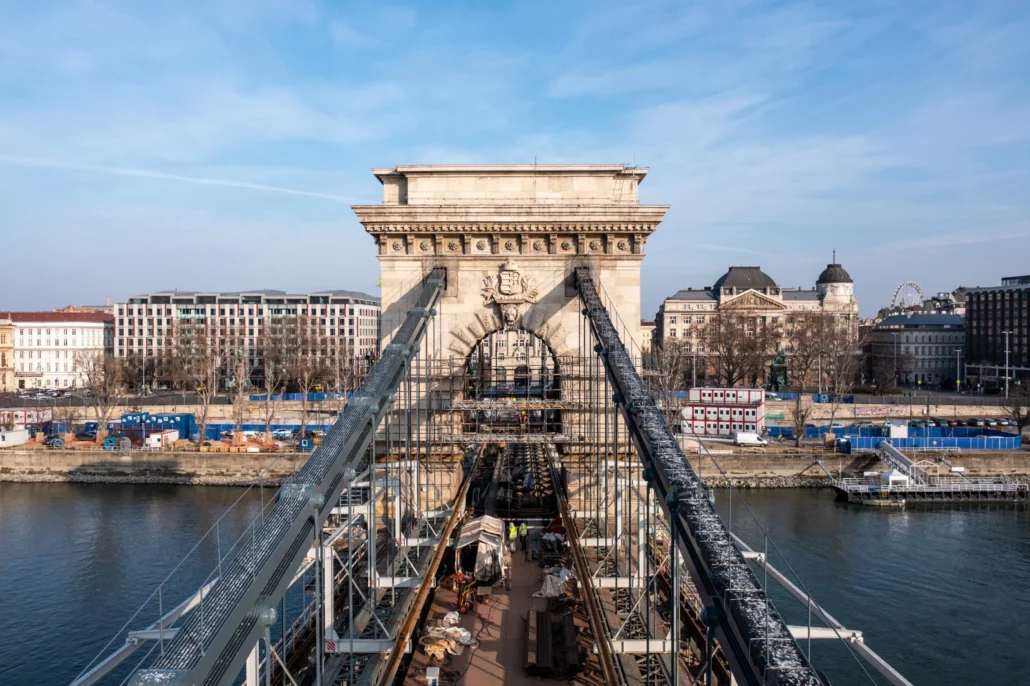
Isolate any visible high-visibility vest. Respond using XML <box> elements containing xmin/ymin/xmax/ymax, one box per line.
<box><xmin>508</xmin><ymin>525</ymin><xmax>517</xmax><ymax>540</ymax></box>
<box><xmin>519</xmin><ymin>523</ymin><xmax>528</xmax><ymax>537</ymax></box>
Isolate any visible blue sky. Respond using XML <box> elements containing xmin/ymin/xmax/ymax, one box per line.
<box><xmin>1</xmin><ymin>0</ymin><xmax>1028</xmax><ymax>317</ymax></box>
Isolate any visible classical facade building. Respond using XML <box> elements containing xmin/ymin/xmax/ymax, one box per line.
<box><xmin>2</xmin><ymin>312</ymin><xmax>114</xmax><ymax>389</ymax></box>
<box><xmin>0</xmin><ymin>315</ymin><xmax>13</xmax><ymax>392</ymax></box>
<box><xmin>113</xmin><ymin>289</ymin><xmax>380</xmax><ymax>385</ymax></box>
<box><xmin>654</xmin><ymin>263</ymin><xmax>859</xmax><ymax>350</ymax></box>
<box><xmin>871</xmin><ymin>313</ymin><xmax>965</xmax><ymax>387</ymax></box>
<box><xmin>964</xmin><ymin>275</ymin><xmax>1029</xmax><ymax>383</ymax></box>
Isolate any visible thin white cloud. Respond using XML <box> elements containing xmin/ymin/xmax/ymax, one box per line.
<box><xmin>328</xmin><ymin>19</ymin><xmax>377</xmax><ymax>49</ymax></box>
<box><xmin>0</xmin><ymin>155</ymin><xmax>350</xmax><ymax>202</ymax></box>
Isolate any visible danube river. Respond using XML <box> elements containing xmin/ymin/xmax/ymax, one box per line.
<box><xmin>1</xmin><ymin>483</ymin><xmax>1028</xmax><ymax>684</ymax></box>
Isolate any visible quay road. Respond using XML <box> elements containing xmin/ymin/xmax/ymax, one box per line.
<box><xmin>2</xmin><ymin>483</ymin><xmax>1028</xmax><ymax>685</ymax></box>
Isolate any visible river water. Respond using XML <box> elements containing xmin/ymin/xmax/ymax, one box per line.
<box><xmin>1</xmin><ymin>483</ymin><xmax>1027</xmax><ymax>685</ymax></box>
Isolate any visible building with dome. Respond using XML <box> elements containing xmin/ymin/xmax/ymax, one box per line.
<box><xmin>653</xmin><ymin>262</ymin><xmax>859</xmax><ymax>352</ymax></box>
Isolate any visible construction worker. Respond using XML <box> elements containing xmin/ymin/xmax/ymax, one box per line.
<box><xmin>508</xmin><ymin>521</ymin><xmax>518</xmax><ymax>552</ymax></box>
<box><xmin>518</xmin><ymin>521</ymin><xmax>529</xmax><ymax>553</ymax></box>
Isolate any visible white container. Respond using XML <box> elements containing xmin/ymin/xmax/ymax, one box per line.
<box><xmin>145</xmin><ymin>429</ymin><xmax>179</xmax><ymax>449</ymax></box>
<box><xmin>0</xmin><ymin>429</ymin><xmax>29</xmax><ymax>448</ymax></box>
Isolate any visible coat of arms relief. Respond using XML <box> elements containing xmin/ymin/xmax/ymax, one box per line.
<box><xmin>481</xmin><ymin>259</ymin><xmax>540</xmax><ymax>327</ymax></box>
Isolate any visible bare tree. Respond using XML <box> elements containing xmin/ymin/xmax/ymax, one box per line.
<box><xmin>325</xmin><ymin>336</ymin><xmax>358</xmax><ymax>417</ymax></box>
<box><xmin>822</xmin><ymin>318</ymin><xmax>864</xmax><ymax>428</ymax></box>
<box><xmin>866</xmin><ymin>349</ymin><xmax>913</xmax><ymax>396</ymax></box>
<box><xmin>226</xmin><ymin>349</ymin><xmax>254</xmax><ymax>445</ymax></box>
<box><xmin>289</xmin><ymin>315</ymin><xmax>329</xmax><ymax>437</ymax></box>
<box><xmin>703</xmin><ymin>313</ymin><xmax>780</xmax><ymax>388</ymax></box>
<box><xmin>783</xmin><ymin>314</ymin><xmax>824</xmax><ymax>447</ymax></box>
<box><xmin>644</xmin><ymin>338</ymin><xmax>690</xmax><ymax>428</ymax></box>
<box><xmin>121</xmin><ymin>351</ymin><xmax>155</xmax><ymax>396</ymax></box>
<box><xmin>257</xmin><ymin>321</ymin><xmax>292</xmax><ymax>441</ymax></box>
<box><xmin>75</xmin><ymin>350</ymin><xmax>125</xmax><ymax>440</ymax></box>
<box><xmin>171</xmin><ymin>322</ymin><xmax>220</xmax><ymax>442</ymax></box>
<box><xmin>1003</xmin><ymin>382</ymin><xmax>1030</xmax><ymax>437</ymax></box>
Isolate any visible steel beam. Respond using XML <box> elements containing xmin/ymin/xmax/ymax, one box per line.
<box><xmin>127</xmin><ymin>269</ymin><xmax>447</xmax><ymax>686</ymax></box>
<box><xmin>325</xmin><ymin>639</ymin><xmax>411</xmax><ymax>653</ymax></box>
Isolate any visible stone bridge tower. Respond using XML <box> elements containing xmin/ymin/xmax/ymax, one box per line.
<box><xmin>353</xmin><ymin>165</ymin><xmax>668</xmax><ymax>455</ymax></box>
<box><xmin>353</xmin><ymin>164</ymin><xmax>668</xmax><ymax>358</ymax></box>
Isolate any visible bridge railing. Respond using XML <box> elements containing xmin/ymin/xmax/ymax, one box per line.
<box><xmin>71</xmin><ymin>450</ymin><xmax>301</xmax><ymax>686</ymax></box>
<box><xmin>75</xmin><ymin>268</ymin><xmax>448</xmax><ymax>686</ymax></box>
<box><xmin>575</xmin><ymin>266</ymin><xmax>824</xmax><ymax>686</ymax></box>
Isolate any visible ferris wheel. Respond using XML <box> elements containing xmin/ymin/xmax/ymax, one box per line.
<box><xmin>891</xmin><ymin>281</ymin><xmax>924</xmax><ymax>309</ymax></box>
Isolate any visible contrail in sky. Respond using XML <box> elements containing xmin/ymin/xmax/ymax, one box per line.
<box><xmin>0</xmin><ymin>154</ymin><xmax>350</xmax><ymax>202</ymax></box>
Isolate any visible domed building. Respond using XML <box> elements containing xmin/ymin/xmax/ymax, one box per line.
<box><xmin>653</xmin><ymin>262</ymin><xmax>859</xmax><ymax>350</ymax></box>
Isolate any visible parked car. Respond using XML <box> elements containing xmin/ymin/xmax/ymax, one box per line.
<box><xmin>947</xmin><ymin>419</ymin><xmax>960</xmax><ymax>427</ymax></box>
<box><xmin>995</xmin><ymin>418</ymin><xmax>1010</xmax><ymax>426</ymax></box>
<box><xmin>984</xmin><ymin>418</ymin><xmax>998</xmax><ymax>427</ymax></box>
<box><xmin>966</xmin><ymin>418</ymin><xmax>985</xmax><ymax>427</ymax></box>
<box><xmin>765</xmin><ymin>392</ymin><xmax>780</xmax><ymax>401</ymax></box>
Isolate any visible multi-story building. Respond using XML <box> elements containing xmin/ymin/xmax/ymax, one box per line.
<box><xmin>0</xmin><ymin>315</ymin><xmax>13</xmax><ymax>392</ymax></box>
<box><xmin>1</xmin><ymin>312</ymin><xmax>115</xmax><ymax>389</ymax></box>
<box><xmin>640</xmin><ymin>320</ymin><xmax>656</xmax><ymax>355</ymax></box>
<box><xmin>679</xmin><ymin>387</ymin><xmax>766</xmax><ymax>437</ymax></box>
<box><xmin>964</xmin><ymin>275</ymin><xmax>1030</xmax><ymax>384</ymax></box>
<box><xmin>870</xmin><ymin>313</ymin><xmax>965</xmax><ymax>387</ymax></box>
<box><xmin>922</xmin><ymin>289</ymin><xmax>966</xmax><ymax>316</ymax></box>
<box><xmin>113</xmin><ymin>289</ymin><xmax>380</xmax><ymax>387</ymax></box>
<box><xmin>654</xmin><ymin>262</ymin><xmax>859</xmax><ymax>351</ymax></box>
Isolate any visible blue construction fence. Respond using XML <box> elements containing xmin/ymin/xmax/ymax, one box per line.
<box><xmin>765</xmin><ymin>425</ymin><xmax>1020</xmax><ymax>450</ymax></box>
<box><xmin>248</xmin><ymin>392</ymin><xmax>351</xmax><ymax>402</ymax></box>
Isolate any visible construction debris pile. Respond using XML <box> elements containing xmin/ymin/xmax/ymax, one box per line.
<box><xmin>418</xmin><ymin>612</ymin><xmax>480</xmax><ymax>664</ymax></box>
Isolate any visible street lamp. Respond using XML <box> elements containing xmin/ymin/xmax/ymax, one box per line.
<box><xmin>956</xmin><ymin>347</ymin><xmax>963</xmax><ymax>393</ymax></box>
<box><xmin>1002</xmin><ymin>330</ymin><xmax>1011</xmax><ymax>399</ymax></box>
<box><xmin>892</xmin><ymin>332</ymin><xmax>899</xmax><ymax>388</ymax></box>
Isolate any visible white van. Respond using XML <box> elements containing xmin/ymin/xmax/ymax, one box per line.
<box><xmin>734</xmin><ymin>431</ymin><xmax>768</xmax><ymax>447</ymax></box>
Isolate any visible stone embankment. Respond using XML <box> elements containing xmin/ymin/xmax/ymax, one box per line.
<box><xmin>0</xmin><ymin>449</ymin><xmax>304</xmax><ymax>486</ymax></box>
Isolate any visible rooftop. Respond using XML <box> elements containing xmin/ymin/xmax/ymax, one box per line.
<box><xmin>364</xmin><ymin>163</ymin><xmax>656</xmax><ymax>207</ymax></box>
<box><xmin>816</xmin><ymin>263</ymin><xmax>853</xmax><ymax>284</ymax></box>
<box><xmin>668</xmin><ymin>289</ymin><xmax>718</xmax><ymax>301</ymax></box>
<box><xmin>125</xmin><ymin>289</ymin><xmax>379</xmax><ymax>302</ymax></box>
<box><xmin>876</xmin><ymin>313</ymin><xmax>964</xmax><ymax>329</ymax></box>
<box><xmin>0</xmin><ymin>312</ymin><xmax>113</xmax><ymax>323</ymax></box>
<box><xmin>712</xmin><ymin>266</ymin><xmax>777</xmax><ymax>290</ymax></box>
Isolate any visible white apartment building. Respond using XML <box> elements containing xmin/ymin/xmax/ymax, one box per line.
<box><xmin>114</xmin><ymin>289</ymin><xmax>381</xmax><ymax>385</ymax></box>
<box><xmin>2</xmin><ymin>312</ymin><xmax>115</xmax><ymax>389</ymax></box>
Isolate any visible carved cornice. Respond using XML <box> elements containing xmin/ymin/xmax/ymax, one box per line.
<box><xmin>354</xmin><ymin>204</ymin><xmax>668</xmax><ymax>258</ymax></box>
<box><xmin>352</xmin><ymin>203</ymin><xmax>669</xmax><ymax>233</ymax></box>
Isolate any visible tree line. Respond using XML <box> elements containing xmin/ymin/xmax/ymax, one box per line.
<box><xmin>645</xmin><ymin>312</ymin><xmax>866</xmax><ymax>446</ymax></box>
<box><xmin>72</xmin><ymin>315</ymin><xmax>368</xmax><ymax>442</ymax></box>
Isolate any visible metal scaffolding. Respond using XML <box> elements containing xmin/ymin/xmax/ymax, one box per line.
<box><xmin>75</xmin><ymin>264</ymin><xmax>910</xmax><ymax>686</ymax></box>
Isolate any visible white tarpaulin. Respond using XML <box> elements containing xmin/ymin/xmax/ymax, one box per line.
<box><xmin>533</xmin><ymin>574</ymin><xmax>565</xmax><ymax>598</ymax></box>
<box><xmin>456</xmin><ymin>515</ymin><xmax>507</xmax><ymax>582</ymax></box>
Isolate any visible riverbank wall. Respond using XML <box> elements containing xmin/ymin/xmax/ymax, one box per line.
<box><xmin>0</xmin><ymin>449</ymin><xmax>305</xmax><ymax>486</ymax></box>
<box><xmin>685</xmin><ymin>451</ymin><xmax>1030</xmax><ymax>488</ymax></box>
<box><xmin>0</xmin><ymin>450</ymin><xmax>465</xmax><ymax>507</ymax></box>
<box><xmin>3</xmin><ymin>449</ymin><xmax>1027</xmax><ymax>488</ymax></box>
